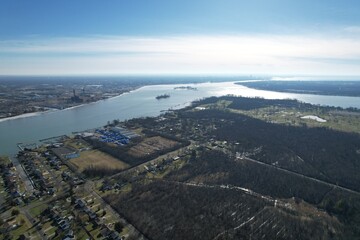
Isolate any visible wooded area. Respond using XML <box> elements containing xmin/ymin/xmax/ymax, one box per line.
<box><xmin>102</xmin><ymin>96</ymin><xmax>360</xmax><ymax>239</ymax></box>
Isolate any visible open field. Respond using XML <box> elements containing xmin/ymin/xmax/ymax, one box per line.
<box><xmin>228</xmin><ymin>106</ymin><xmax>360</xmax><ymax>134</ymax></box>
<box><xmin>198</xmin><ymin>98</ymin><xmax>360</xmax><ymax>134</ymax></box>
<box><xmin>127</xmin><ymin>136</ymin><xmax>179</xmax><ymax>158</ymax></box>
<box><xmin>70</xmin><ymin>150</ymin><xmax>129</xmax><ymax>171</ymax></box>
<box><xmin>64</xmin><ymin>138</ymin><xmax>91</xmax><ymax>150</ymax></box>
<box><xmin>193</xmin><ymin>96</ymin><xmax>360</xmax><ymax>134</ymax></box>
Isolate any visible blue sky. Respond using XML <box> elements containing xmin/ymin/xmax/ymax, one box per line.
<box><xmin>1</xmin><ymin>0</ymin><xmax>360</xmax><ymax>76</ymax></box>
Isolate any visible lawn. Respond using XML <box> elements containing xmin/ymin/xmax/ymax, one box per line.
<box><xmin>70</xmin><ymin>150</ymin><xmax>129</xmax><ymax>172</ymax></box>
<box><xmin>6</xmin><ymin>213</ymin><xmax>37</xmax><ymax>239</ymax></box>
<box><xmin>29</xmin><ymin>204</ymin><xmax>47</xmax><ymax>217</ymax></box>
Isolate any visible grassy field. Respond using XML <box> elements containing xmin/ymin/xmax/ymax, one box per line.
<box><xmin>0</xmin><ymin>156</ymin><xmax>10</xmax><ymax>165</ymax></box>
<box><xmin>195</xmin><ymin>99</ymin><xmax>360</xmax><ymax>134</ymax></box>
<box><xmin>70</xmin><ymin>150</ymin><xmax>129</xmax><ymax>171</ymax></box>
<box><xmin>127</xmin><ymin>136</ymin><xmax>179</xmax><ymax>158</ymax></box>
<box><xmin>29</xmin><ymin>204</ymin><xmax>47</xmax><ymax>217</ymax></box>
<box><xmin>0</xmin><ymin>210</ymin><xmax>39</xmax><ymax>240</ymax></box>
<box><xmin>64</xmin><ymin>138</ymin><xmax>90</xmax><ymax>150</ymax></box>
<box><xmin>225</xmin><ymin>105</ymin><xmax>360</xmax><ymax>134</ymax></box>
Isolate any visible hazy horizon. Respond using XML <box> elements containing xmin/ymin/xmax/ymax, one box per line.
<box><xmin>1</xmin><ymin>1</ymin><xmax>360</xmax><ymax>76</ymax></box>
<box><xmin>0</xmin><ymin>75</ymin><xmax>360</xmax><ymax>82</ymax></box>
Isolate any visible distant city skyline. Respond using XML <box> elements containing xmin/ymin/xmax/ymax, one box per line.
<box><xmin>1</xmin><ymin>0</ymin><xmax>360</xmax><ymax>76</ymax></box>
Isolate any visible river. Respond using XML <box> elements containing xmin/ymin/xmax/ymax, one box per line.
<box><xmin>1</xmin><ymin>81</ymin><xmax>360</xmax><ymax>156</ymax></box>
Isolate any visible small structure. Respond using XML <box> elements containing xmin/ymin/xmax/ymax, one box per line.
<box><xmin>75</xmin><ymin>198</ymin><xmax>86</xmax><ymax>208</ymax></box>
<box><xmin>52</xmin><ymin>147</ymin><xmax>80</xmax><ymax>160</ymax></box>
<box><xmin>110</xmin><ymin>126</ymin><xmax>140</xmax><ymax>139</ymax></box>
<box><xmin>70</xmin><ymin>89</ymin><xmax>83</xmax><ymax>103</ymax></box>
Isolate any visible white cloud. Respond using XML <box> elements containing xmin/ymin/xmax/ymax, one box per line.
<box><xmin>1</xmin><ymin>34</ymin><xmax>360</xmax><ymax>75</ymax></box>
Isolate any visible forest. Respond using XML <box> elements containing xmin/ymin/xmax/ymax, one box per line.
<box><xmin>105</xmin><ymin>180</ymin><xmax>343</xmax><ymax>240</ymax></box>
<box><xmin>102</xmin><ymin>96</ymin><xmax>360</xmax><ymax>239</ymax></box>
<box><xmin>180</xmin><ymin>101</ymin><xmax>360</xmax><ymax>192</ymax></box>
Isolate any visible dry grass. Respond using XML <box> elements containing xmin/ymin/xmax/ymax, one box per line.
<box><xmin>127</xmin><ymin>136</ymin><xmax>179</xmax><ymax>158</ymax></box>
<box><xmin>64</xmin><ymin>138</ymin><xmax>90</xmax><ymax>150</ymax></box>
<box><xmin>70</xmin><ymin>150</ymin><xmax>129</xmax><ymax>171</ymax></box>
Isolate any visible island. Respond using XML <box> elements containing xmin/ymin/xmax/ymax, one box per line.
<box><xmin>174</xmin><ymin>86</ymin><xmax>198</xmax><ymax>91</ymax></box>
<box><xmin>155</xmin><ymin>94</ymin><xmax>170</xmax><ymax>100</ymax></box>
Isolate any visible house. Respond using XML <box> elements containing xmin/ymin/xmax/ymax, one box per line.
<box><xmin>58</xmin><ymin>219</ymin><xmax>70</xmax><ymax>230</ymax></box>
<box><xmin>88</xmin><ymin>211</ymin><xmax>97</xmax><ymax>220</ymax></box>
<box><xmin>100</xmin><ymin>183</ymin><xmax>113</xmax><ymax>191</ymax></box>
<box><xmin>52</xmin><ymin>147</ymin><xmax>80</xmax><ymax>160</ymax></box>
<box><xmin>100</xmin><ymin>229</ymin><xmax>123</xmax><ymax>240</ymax></box>
<box><xmin>109</xmin><ymin>231</ymin><xmax>121</xmax><ymax>240</ymax></box>
<box><xmin>63</xmin><ymin>229</ymin><xmax>75</xmax><ymax>240</ymax></box>
<box><xmin>13</xmin><ymin>197</ymin><xmax>23</xmax><ymax>205</ymax></box>
<box><xmin>100</xmin><ymin>226</ymin><xmax>112</xmax><ymax>238</ymax></box>
<box><xmin>75</xmin><ymin>198</ymin><xmax>86</xmax><ymax>208</ymax></box>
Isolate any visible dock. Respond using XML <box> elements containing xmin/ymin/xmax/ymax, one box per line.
<box><xmin>39</xmin><ymin>135</ymin><xmax>68</xmax><ymax>143</ymax></box>
<box><xmin>17</xmin><ymin>143</ymin><xmax>38</xmax><ymax>151</ymax></box>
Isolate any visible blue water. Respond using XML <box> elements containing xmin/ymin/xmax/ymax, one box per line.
<box><xmin>1</xmin><ymin>81</ymin><xmax>360</xmax><ymax>156</ymax></box>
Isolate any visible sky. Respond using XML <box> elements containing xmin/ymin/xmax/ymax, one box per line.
<box><xmin>1</xmin><ymin>0</ymin><xmax>360</xmax><ymax>76</ymax></box>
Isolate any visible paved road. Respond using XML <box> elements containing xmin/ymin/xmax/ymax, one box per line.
<box><xmin>9</xmin><ymin>155</ymin><xmax>34</xmax><ymax>193</ymax></box>
<box><xmin>20</xmin><ymin>208</ymin><xmax>46</xmax><ymax>240</ymax></box>
<box><xmin>84</xmin><ymin>181</ymin><xmax>148</xmax><ymax>240</ymax></box>
<box><xmin>57</xmin><ymin>154</ymin><xmax>148</xmax><ymax>239</ymax></box>
<box><xmin>40</xmin><ymin>160</ymin><xmax>63</xmax><ymax>191</ymax></box>
<box><xmin>112</xmin><ymin>143</ymin><xmax>194</xmax><ymax>179</ymax></box>
<box><xmin>20</xmin><ymin>193</ymin><xmax>68</xmax><ymax>240</ymax></box>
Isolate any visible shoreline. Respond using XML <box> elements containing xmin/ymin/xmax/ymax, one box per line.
<box><xmin>1</xmin><ymin>81</ymin><xmax>360</xmax><ymax>157</ymax></box>
<box><xmin>0</xmin><ymin>82</ymin><xmax>211</xmax><ymax>123</ymax></box>
<box><xmin>0</xmin><ymin>87</ymin><xmax>143</xmax><ymax>123</ymax></box>
<box><xmin>235</xmin><ymin>81</ymin><xmax>360</xmax><ymax>98</ymax></box>
<box><xmin>0</xmin><ymin>80</ymin><xmax>243</xmax><ymax>123</ymax></box>
<box><xmin>0</xmin><ymin>111</ymin><xmax>52</xmax><ymax>123</ymax></box>
<box><xmin>1</xmin><ymin>80</ymin><xmax>360</xmax><ymax>123</ymax></box>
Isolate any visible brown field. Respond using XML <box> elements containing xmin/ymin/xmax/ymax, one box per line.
<box><xmin>70</xmin><ymin>150</ymin><xmax>129</xmax><ymax>171</ymax></box>
<box><xmin>127</xmin><ymin>136</ymin><xmax>179</xmax><ymax>158</ymax></box>
<box><xmin>64</xmin><ymin>138</ymin><xmax>91</xmax><ymax>150</ymax></box>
